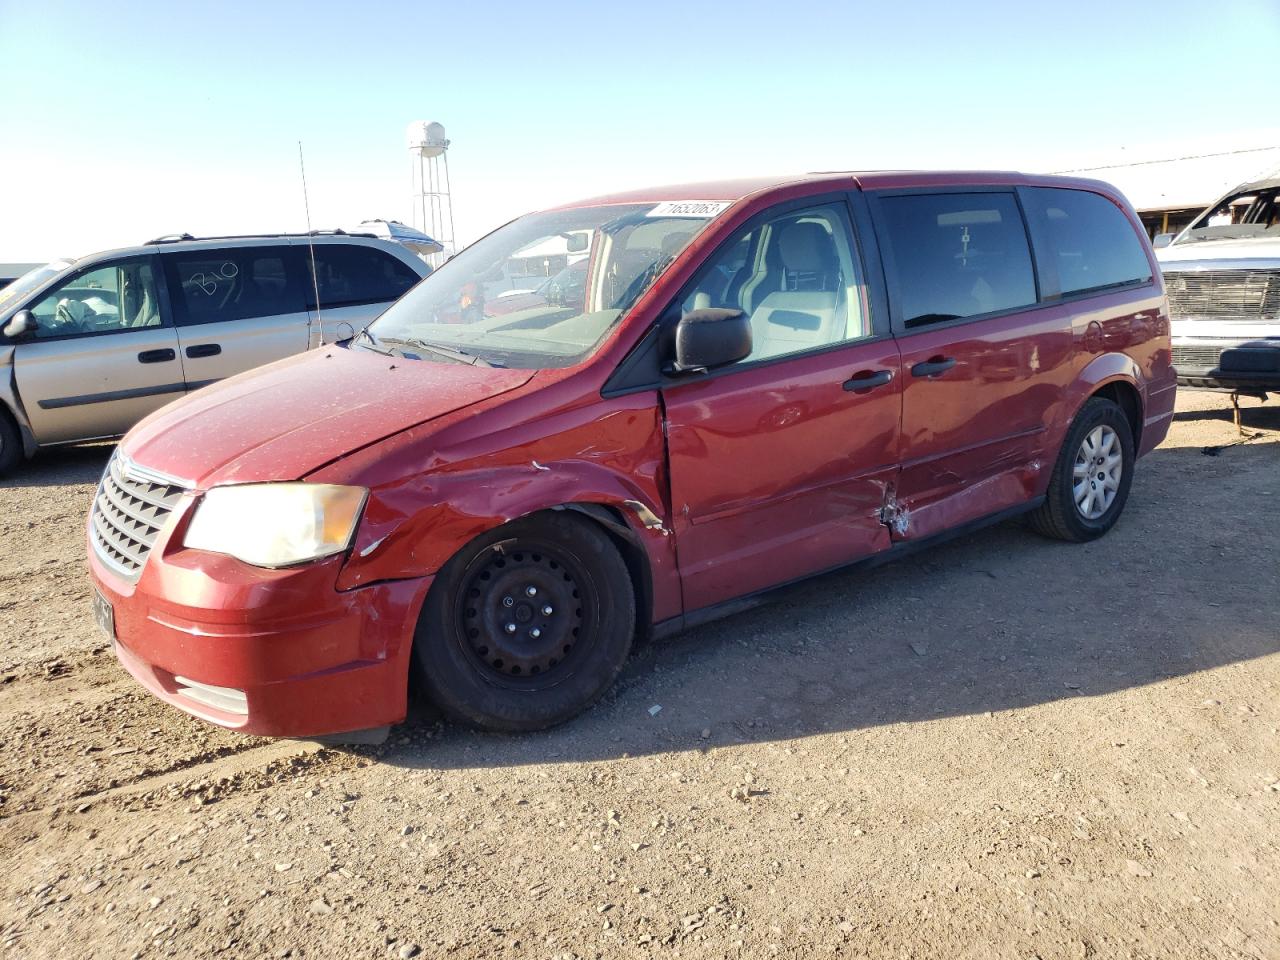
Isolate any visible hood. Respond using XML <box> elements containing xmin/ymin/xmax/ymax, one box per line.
<box><xmin>1159</xmin><ymin>235</ymin><xmax>1280</xmax><ymax>266</ymax></box>
<box><xmin>122</xmin><ymin>348</ymin><xmax>535</xmax><ymax>487</ymax></box>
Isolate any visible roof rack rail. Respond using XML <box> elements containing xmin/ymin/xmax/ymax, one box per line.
<box><xmin>143</xmin><ymin>230</ymin><xmax>381</xmax><ymax>245</ymax></box>
<box><xmin>142</xmin><ymin>230</ymin><xmax>389</xmax><ymax>245</ymax></box>
<box><xmin>146</xmin><ymin>232</ymin><xmax>196</xmax><ymax>244</ymax></box>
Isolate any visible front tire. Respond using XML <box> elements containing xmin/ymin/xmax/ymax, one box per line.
<box><xmin>1029</xmin><ymin>396</ymin><xmax>1135</xmax><ymax>542</ymax></box>
<box><xmin>412</xmin><ymin>512</ymin><xmax>635</xmax><ymax>732</ymax></box>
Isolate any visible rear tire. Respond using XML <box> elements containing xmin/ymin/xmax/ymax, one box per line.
<box><xmin>412</xmin><ymin>512</ymin><xmax>635</xmax><ymax>732</ymax></box>
<box><xmin>1029</xmin><ymin>397</ymin><xmax>1135</xmax><ymax>542</ymax></box>
<box><xmin>0</xmin><ymin>411</ymin><xmax>22</xmax><ymax>477</ymax></box>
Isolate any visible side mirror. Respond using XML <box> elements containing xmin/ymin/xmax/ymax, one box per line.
<box><xmin>2</xmin><ymin>309</ymin><xmax>36</xmax><ymax>340</ymax></box>
<box><xmin>1153</xmin><ymin>233</ymin><xmax>1175</xmax><ymax>249</ymax></box>
<box><xmin>669</xmin><ymin>308</ymin><xmax>751</xmax><ymax>374</ymax></box>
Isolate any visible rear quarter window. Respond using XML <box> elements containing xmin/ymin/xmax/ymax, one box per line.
<box><xmin>306</xmin><ymin>245</ymin><xmax>421</xmax><ymax>309</ymax></box>
<box><xmin>875</xmin><ymin>192</ymin><xmax>1037</xmax><ymax>328</ymax></box>
<box><xmin>1022</xmin><ymin>188</ymin><xmax>1152</xmax><ymax>297</ymax></box>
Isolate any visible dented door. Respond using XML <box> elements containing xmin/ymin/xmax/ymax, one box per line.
<box><xmin>662</xmin><ymin>340</ymin><xmax>903</xmax><ymax>612</ymax></box>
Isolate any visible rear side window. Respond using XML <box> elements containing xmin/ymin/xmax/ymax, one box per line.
<box><xmin>876</xmin><ymin>193</ymin><xmax>1037</xmax><ymax>327</ymax></box>
<box><xmin>305</xmin><ymin>244</ymin><xmax>420</xmax><ymax>309</ymax></box>
<box><xmin>1022</xmin><ymin>188</ymin><xmax>1152</xmax><ymax>296</ymax></box>
<box><xmin>165</xmin><ymin>247</ymin><xmax>305</xmax><ymax>325</ymax></box>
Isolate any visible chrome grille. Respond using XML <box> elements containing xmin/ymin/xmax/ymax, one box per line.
<box><xmin>1163</xmin><ymin>269</ymin><xmax>1280</xmax><ymax>321</ymax></box>
<box><xmin>90</xmin><ymin>454</ymin><xmax>187</xmax><ymax>580</ymax></box>
<box><xmin>1172</xmin><ymin>344</ymin><xmax>1223</xmax><ymax>370</ymax></box>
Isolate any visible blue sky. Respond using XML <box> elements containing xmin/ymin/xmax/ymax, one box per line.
<box><xmin>1</xmin><ymin>0</ymin><xmax>1277</xmax><ymax>261</ymax></box>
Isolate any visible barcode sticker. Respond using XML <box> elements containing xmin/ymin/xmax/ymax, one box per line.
<box><xmin>645</xmin><ymin>200</ymin><xmax>732</xmax><ymax>218</ymax></box>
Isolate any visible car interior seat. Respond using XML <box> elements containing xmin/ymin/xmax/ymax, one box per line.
<box><xmin>748</xmin><ymin>221</ymin><xmax>845</xmax><ymax>359</ymax></box>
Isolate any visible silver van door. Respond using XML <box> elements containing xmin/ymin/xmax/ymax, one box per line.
<box><xmin>14</xmin><ymin>257</ymin><xmax>185</xmax><ymax>445</ymax></box>
<box><xmin>302</xmin><ymin>241</ymin><xmax>424</xmax><ymax>343</ymax></box>
<box><xmin>161</xmin><ymin>245</ymin><xmax>309</xmax><ymax>391</ymax></box>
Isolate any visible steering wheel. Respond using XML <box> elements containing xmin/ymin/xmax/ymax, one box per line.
<box><xmin>54</xmin><ymin>299</ymin><xmax>89</xmax><ymax>334</ymax></box>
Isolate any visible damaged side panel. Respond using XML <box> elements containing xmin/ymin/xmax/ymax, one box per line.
<box><xmin>321</xmin><ymin>392</ymin><xmax>683</xmax><ymax>624</ymax></box>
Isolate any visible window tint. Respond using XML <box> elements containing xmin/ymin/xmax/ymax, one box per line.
<box><xmin>679</xmin><ymin>202</ymin><xmax>870</xmax><ymax>363</ymax></box>
<box><xmin>165</xmin><ymin>247</ymin><xmax>304</xmax><ymax>325</ymax></box>
<box><xmin>306</xmin><ymin>245</ymin><xmax>420</xmax><ymax>309</ymax></box>
<box><xmin>1023</xmin><ymin>188</ymin><xmax>1152</xmax><ymax>296</ymax></box>
<box><xmin>877</xmin><ymin>193</ymin><xmax>1037</xmax><ymax>327</ymax></box>
<box><xmin>29</xmin><ymin>259</ymin><xmax>162</xmax><ymax>338</ymax></box>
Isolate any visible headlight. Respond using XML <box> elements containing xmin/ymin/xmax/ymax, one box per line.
<box><xmin>183</xmin><ymin>483</ymin><xmax>367</xmax><ymax>568</ymax></box>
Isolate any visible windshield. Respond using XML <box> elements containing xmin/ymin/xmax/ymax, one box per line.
<box><xmin>0</xmin><ymin>260</ymin><xmax>74</xmax><ymax>314</ymax></box>
<box><xmin>362</xmin><ymin>201</ymin><xmax>726</xmax><ymax>368</ymax></box>
<box><xmin>1179</xmin><ymin>186</ymin><xmax>1280</xmax><ymax>243</ymax></box>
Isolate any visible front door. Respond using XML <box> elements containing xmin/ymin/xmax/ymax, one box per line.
<box><xmin>162</xmin><ymin>245</ymin><xmax>310</xmax><ymax>391</ymax></box>
<box><xmin>661</xmin><ymin>199</ymin><xmax>903</xmax><ymax>612</ymax></box>
<box><xmin>868</xmin><ymin>189</ymin><xmax>1069</xmax><ymax>540</ymax></box>
<box><xmin>15</xmin><ymin>257</ymin><xmax>185</xmax><ymax>444</ymax></box>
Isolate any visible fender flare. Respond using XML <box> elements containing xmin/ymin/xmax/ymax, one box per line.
<box><xmin>1056</xmin><ymin>352</ymin><xmax>1145</xmax><ymax>443</ymax></box>
<box><xmin>335</xmin><ymin>459</ymin><xmax>681</xmax><ymax>624</ymax></box>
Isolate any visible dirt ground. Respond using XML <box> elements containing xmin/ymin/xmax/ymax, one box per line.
<box><xmin>1</xmin><ymin>390</ymin><xmax>1277</xmax><ymax>960</ymax></box>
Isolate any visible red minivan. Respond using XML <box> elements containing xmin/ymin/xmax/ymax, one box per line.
<box><xmin>87</xmin><ymin>172</ymin><xmax>1176</xmax><ymax>738</ymax></box>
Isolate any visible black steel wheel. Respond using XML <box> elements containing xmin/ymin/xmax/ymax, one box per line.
<box><xmin>413</xmin><ymin>512</ymin><xmax>635</xmax><ymax>731</ymax></box>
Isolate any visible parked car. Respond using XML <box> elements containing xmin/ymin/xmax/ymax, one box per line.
<box><xmin>87</xmin><ymin>172</ymin><xmax>1175</xmax><ymax>740</ymax></box>
<box><xmin>1157</xmin><ymin>175</ymin><xmax>1280</xmax><ymax>395</ymax></box>
<box><xmin>0</xmin><ymin>232</ymin><xmax>430</xmax><ymax>473</ymax></box>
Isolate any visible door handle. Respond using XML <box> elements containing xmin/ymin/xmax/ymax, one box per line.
<box><xmin>137</xmin><ymin>348</ymin><xmax>176</xmax><ymax>364</ymax></box>
<box><xmin>185</xmin><ymin>343</ymin><xmax>222</xmax><ymax>359</ymax></box>
<box><xmin>910</xmin><ymin>356</ymin><xmax>957</xmax><ymax>378</ymax></box>
<box><xmin>842</xmin><ymin>369</ymin><xmax>894</xmax><ymax>392</ymax></box>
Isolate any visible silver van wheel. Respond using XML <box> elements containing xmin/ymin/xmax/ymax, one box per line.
<box><xmin>1073</xmin><ymin>425</ymin><xmax>1122</xmax><ymax>520</ymax></box>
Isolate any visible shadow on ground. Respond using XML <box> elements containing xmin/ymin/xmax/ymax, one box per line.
<box><xmin>0</xmin><ymin>442</ymin><xmax>113</xmax><ymax>489</ymax></box>
<box><xmin>9</xmin><ymin>417</ymin><xmax>1274</xmax><ymax>774</ymax></box>
<box><xmin>1171</xmin><ymin>395</ymin><xmax>1280</xmax><ymax>430</ymax></box>
<box><xmin>378</xmin><ymin>438</ymin><xmax>1280</xmax><ymax>771</ymax></box>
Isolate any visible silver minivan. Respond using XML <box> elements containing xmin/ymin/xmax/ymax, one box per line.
<box><xmin>0</xmin><ymin>233</ymin><xmax>430</xmax><ymax>473</ymax></box>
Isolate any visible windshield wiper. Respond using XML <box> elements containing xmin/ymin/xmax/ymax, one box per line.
<box><xmin>352</xmin><ymin>327</ymin><xmax>395</xmax><ymax>355</ymax></box>
<box><xmin>378</xmin><ymin>335</ymin><xmax>494</xmax><ymax>367</ymax></box>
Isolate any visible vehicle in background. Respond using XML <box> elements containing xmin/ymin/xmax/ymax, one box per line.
<box><xmin>1</xmin><ymin>264</ymin><xmax>41</xmax><ymax>291</ymax></box>
<box><xmin>87</xmin><ymin>172</ymin><xmax>1174</xmax><ymax>740</ymax></box>
<box><xmin>0</xmin><ymin>233</ymin><xmax>430</xmax><ymax>473</ymax></box>
<box><xmin>1157</xmin><ymin>175</ymin><xmax>1280</xmax><ymax>397</ymax></box>
<box><xmin>347</xmin><ymin>219</ymin><xmax>443</xmax><ymax>265</ymax></box>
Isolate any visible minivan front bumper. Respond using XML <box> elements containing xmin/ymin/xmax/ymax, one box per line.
<box><xmin>88</xmin><ymin>535</ymin><xmax>433</xmax><ymax>738</ymax></box>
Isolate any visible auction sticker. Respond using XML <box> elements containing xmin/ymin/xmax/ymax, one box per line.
<box><xmin>646</xmin><ymin>200</ymin><xmax>732</xmax><ymax>218</ymax></box>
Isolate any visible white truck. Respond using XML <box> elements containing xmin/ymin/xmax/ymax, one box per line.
<box><xmin>1157</xmin><ymin>174</ymin><xmax>1280</xmax><ymax>401</ymax></box>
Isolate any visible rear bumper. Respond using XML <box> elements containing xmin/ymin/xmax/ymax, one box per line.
<box><xmin>89</xmin><ymin>542</ymin><xmax>433</xmax><ymax>738</ymax></box>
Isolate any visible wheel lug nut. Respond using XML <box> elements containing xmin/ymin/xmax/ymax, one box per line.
<box><xmin>504</xmin><ymin>623</ymin><xmax>517</xmax><ymax>634</ymax></box>
<box><xmin>525</xmin><ymin>586</ymin><xmax>537</xmax><ymax>597</ymax></box>
<box><xmin>542</xmin><ymin>605</ymin><xmax>554</xmax><ymax>616</ymax></box>
<box><xmin>502</xmin><ymin>596</ymin><xmax>514</xmax><ymax>607</ymax></box>
<box><xmin>530</xmin><ymin>627</ymin><xmax>542</xmax><ymax>639</ymax></box>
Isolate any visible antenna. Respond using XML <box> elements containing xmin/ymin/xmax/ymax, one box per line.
<box><xmin>298</xmin><ymin>141</ymin><xmax>325</xmax><ymax>346</ymax></box>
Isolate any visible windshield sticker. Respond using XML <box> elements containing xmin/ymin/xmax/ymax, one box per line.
<box><xmin>645</xmin><ymin>200</ymin><xmax>731</xmax><ymax>219</ymax></box>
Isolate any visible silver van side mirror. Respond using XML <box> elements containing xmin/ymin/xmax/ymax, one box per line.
<box><xmin>2</xmin><ymin>309</ymin><xmax>36</xmax><ymax>340</ymax></box>
<box><xmin>1152</xmin><ymin>233</ymin><xmax>1175</xmax><ymax>249</ymax></box>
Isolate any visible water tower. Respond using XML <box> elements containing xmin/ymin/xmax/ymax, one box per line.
<box><xmin>406</xmin><ymin>120</ymin><xmax>455</xmax><ymax>267</ymax></box>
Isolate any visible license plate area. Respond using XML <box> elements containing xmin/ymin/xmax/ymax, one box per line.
<box><xmin>91</xmin><ymin>587</ymin><xmax>116</xmax><ymax>642</ymax></box>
